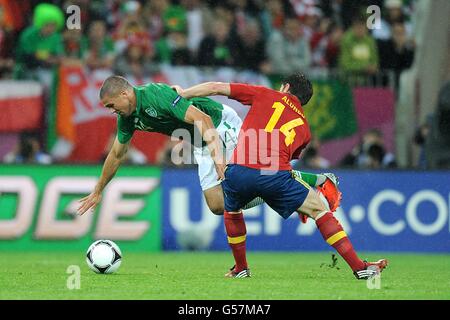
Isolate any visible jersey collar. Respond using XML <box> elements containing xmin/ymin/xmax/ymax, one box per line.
<box><xmin>133</xmin><ymin>86</ymin><xmax>142</xmax><ymax>115</ymax></box>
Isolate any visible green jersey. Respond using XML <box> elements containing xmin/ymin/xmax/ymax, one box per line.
<box><xmin>16</xmin><ymin>26</ymin><xmax>64</xmax><ymax>64</ymax></box>
<box><xmin>117</xmin><ymin>83</ymin><xmax>224</xmax><ymax>147</ymax></box>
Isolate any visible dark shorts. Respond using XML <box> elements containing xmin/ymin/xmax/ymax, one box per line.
<box><xmin>222</xmin><ymin>164</ymin><xmax>310</xmax><ymax>219</ymax></box>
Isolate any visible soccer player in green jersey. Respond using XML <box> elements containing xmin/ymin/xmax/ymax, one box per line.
<box><xmin>77</xmin><ymin>76</ymin><xmax>340</xmax><ymax>216</ymax></box>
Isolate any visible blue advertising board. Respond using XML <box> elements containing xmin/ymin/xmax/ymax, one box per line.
<box><xmin>162</xmin><ymin>170</ymin><xmax>450</xmax><ymax>253</ymax></box>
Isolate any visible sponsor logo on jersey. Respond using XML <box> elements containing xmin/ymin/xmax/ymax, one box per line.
<box><xmin>145</xmin><ymin>107</ymin><xmax>158</xmax><ymax>118</ymax></box>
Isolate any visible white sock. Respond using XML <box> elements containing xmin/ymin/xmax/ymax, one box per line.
<box><xmin>316</xmin><ymin>175</ymin><xmax>327</xmax><ymax>186</ymax></box>
<box><xmin>314</xmin><ymin>211</ymin><xmax>329</xmax><ymax>221</ymax></box>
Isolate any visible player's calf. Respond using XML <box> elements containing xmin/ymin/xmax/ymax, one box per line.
<box><xmin>298</xmin><ymin>190</ymin><xmax>369</xmax><ymax>276</ymax></box>
<box><xmin>224</xmin><ymin>211</ymin><xmax>248</xmax><ymax>274</ymax></box>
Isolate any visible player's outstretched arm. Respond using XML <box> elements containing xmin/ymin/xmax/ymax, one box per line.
<box><xmin>184</xmin><ymin>105</ymin><xmax>226</xmax><ymax>180</ymax></box>
<box><xmin>77</xmin><ymin>137</ymin><xmax>130</xmax><ymax>215</ymax></box>
<box><xmin>173</xmin><ymin>82</ymin><xmax>231</xmax><ymax>99</ymax></box>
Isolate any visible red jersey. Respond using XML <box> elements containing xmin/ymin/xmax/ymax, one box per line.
<box><xmin>229</xmin><ymin>83</ymin><xmax>311</xmax><ymax>171</ymax></box>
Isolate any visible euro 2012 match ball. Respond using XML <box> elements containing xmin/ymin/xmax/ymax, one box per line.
<box><xmin>86</xmin><ymin>240</ymin><xmax>122</xmax><ymax>274</ymax></box>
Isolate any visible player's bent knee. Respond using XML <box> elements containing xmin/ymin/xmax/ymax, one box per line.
<box><xmin>203</xmin><ymin>185</ymin><xmax>225</xmax><ymax>215</ymax></box>
<box><xmin>205</xmin><ymin>196</ymin><xmax>225</xmax><ymax>215</ymax></box>
<box><xmin>209</xmin><ymin>204</ymin><xmax>225</xmax><ymax>215</ymax></box>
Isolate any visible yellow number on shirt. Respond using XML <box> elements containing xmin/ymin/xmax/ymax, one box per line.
<box><xmin>264</xmin><ymin>102</ymin><xmax>304</xmax><ymax>146</ymax></box>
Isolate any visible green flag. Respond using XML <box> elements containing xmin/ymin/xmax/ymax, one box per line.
<box><xmin>305</xmin><ymin>80</ymin><xmax>357</xmax><ymax>141</ymax></box>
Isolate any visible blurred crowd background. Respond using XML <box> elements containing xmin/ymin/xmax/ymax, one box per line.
<box><xmin>0</xmin><ymin>0</ymin><xmax>449</xmax><ymax>170</ymax></box>
<box><xmin>0</xmin><ymin>0</ymin><xmax>416</xmax><ymax>78</ymax></box>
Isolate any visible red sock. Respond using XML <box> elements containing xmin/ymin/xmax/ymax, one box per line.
<box><xmin>316</xmin><ymin>212</ymin><xmax>365</xmax><ymax>271</ymax></box>
<box><xmin>224</xmin><ymin>211</ymin><xmax>248</xmax><ymax>272</ymax></box>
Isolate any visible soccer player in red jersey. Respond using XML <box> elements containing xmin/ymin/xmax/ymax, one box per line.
<box><xmin>174</xmin><ymin>73</ymin><xmax>387</xmax><ymax>280</ymax></box>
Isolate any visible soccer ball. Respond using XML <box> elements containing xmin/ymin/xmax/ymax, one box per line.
<box><xmin>86</xmin><ymin>240</ymin><xmax>122</xmax><ymax>274</ymax></box>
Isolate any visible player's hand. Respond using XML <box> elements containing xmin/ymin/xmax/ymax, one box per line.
<box><xmin>77</xmin><ymin>192</ymin><xmax>102</xmax><ymax>215</ymax></box>
<box><xmin>171</xmin><ymin>85</ymin><xmax>185</xmax><ymax>97</ymax></box>
<box><xmin>214</xmin><ymin>162</ymin><xmax>226</xmax><ymax>181</ymax></box>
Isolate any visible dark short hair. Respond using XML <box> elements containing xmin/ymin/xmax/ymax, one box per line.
<box><xmin>99</xmin><ymin>75</ymin><xmax>132</xmax><ymax>99</ymax></box>
<box><xmin>282</xmin><ymin>73</ymin><xmax>313</xmax><ymax>106</ymax></box>
<box><xmin>368</xmin><ymin>144</ymin><xmax>385</xmax><ymax>163</ymax></box>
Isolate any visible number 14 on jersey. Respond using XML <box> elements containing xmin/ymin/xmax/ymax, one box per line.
<box><xmin>264</xmin><ymin>102</ymin><xmax>304</xmax><ymax>146</ymax></box>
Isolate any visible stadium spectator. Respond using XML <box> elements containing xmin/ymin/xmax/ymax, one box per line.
<box><xmin>62</xmin><ymin>28</ymin><xmax>85</xmax><ymax>63</ymax></box>
<box><xmin>230</xmin><ymin>19</ymin><xmax>270</xmax><ymax>73</ymax></box>
<box><xmin>228</xmin><ymin>0</ymin><xmax>256</xmax><ymax>37</ymax></box>
<box><xmin>14</xmin><ymin>3</ymin><xmax>64</xmax><ymax>82</ymax></box>
<box><xmin>102</xmin><ymin>0</ymin><xmax>127</xmax><ymax>31</ymax></box>
<box><xmin>325</xmin><ymin>21</ymin><xmax>343</xmax><ymax>69</ymax></box>
<box><xmin>324</xmin><ymin>0</ymin><xmax>383</xmax><ymax>30</ymax></box>
<box><xmin>377</xmin><ymin>21</ymin><xmax>415</xmax><ymax>88</ymax></box>
<box><xmin>310</xmin><ymin>19</ymin><xmax>343</xmax><ymax>68</ymax></box>
<box><xmin>3</xmin><ymin>132</ymin><xmax>52</xmax><ymax>165</ymax></box>
<box><xmin>85</xmin><ymin>0</ymin><xmax>112</xmax><ymax>25</ymax></box>
<box><xmin>317</xmin><ymin>0</ymin><xmax>344</xmax><ymax>27</ymax></box>
<box><xmin>114</xmin><ymin>3</ymin><xmax>150</xmax><ymax>55</ymax></box>
<box><xmin>156</xmin><ymin>29</ymin><xmax>193</xmax><ymax>66</ymax></box>
<box><xmin>155</xmin><ymin>15</ymin><xmax>193</xmax><ymax>66</ymax></box>
<box><xmin>121</xmin><ymin>0</ymin><xmax>142</xmax><ymax>22</ymax></box>
<box><xmin>266</xmin><ymin>16</ymin><xmax>311</xmax><ymax>75</ymax></box>
<box><xmin>143</xmin><ymin>0</ymin><xmax>167</xmax><ymax>41</ymax></box>
<box><xmin>0</xmin><ymin>3</ymin><xmax>14</xmax><ymax>78</ymax></box>
<box><xmin>372</xmin><ymin>0</ymin><xmax>413</xmax><ymax>41</ymax></box>
<box><xmin>197</xmin><ymin>18</ymin><xmax>234</xmax><ymax>67</ymax></box>
<box><xmin>301</xmin><ymin>5</ymin><xmax>323</xmax><ymax>42</ymax></box>
<box><xmin>289</xmin><ymin>0</ymin><xmax>319</xmax><ymax>21</ymax></box>
<box><xmin>114</xmin><ymin>35</ymin><xmax>155</xmax><ymax>81</ymax></box>
<box><xmin>143</xmin><ymin>0</ymin><xmax>187</xmax><ymax>43</ymax></box>
<box><xmin>0</xmin><ymin>0</ymin><xmax>29</xmax><ymax>32</ymax></box>
<box><xmin>211</xmin><ymin>2</ymin><xmax>235</xmax><ymax>28</ymax></box>
<box><xmin>338</xmin><ymin>16</ymin><xmax>379</xmax><ymax>79</ymax></box>
<box><xmin>340</xmin><ymin>128</ymin><xmax>396</xmax><ymax>169</ymax></box>
<box><xmin>292</xmin><ymin>136</ymin><xmax>330</xmax><ymax>169</ymax></box>
<box><xmin>309</xmin><ymin>15</ymin><xmax>330</xmax><ymax>49</ymax></box>
<box><xmin>83</xmin><ymin>20</ymin><xmax>116</xmax><ymax>70</ymax></box>
<box><xmin>365</xmin><ymin>144</ymin><xmax>387</xmax><ymax>169</ymax></box>
<box><xmin>259</xmin><ymin>0</ymin><xmax>285</xmax><ymax>38</ymax></box>
<box><xmin>161</xmin><ymin>3</ymin><xmax>188</xmax><ymax>36</ymax></box>
<box><xmin>180</xmin><ymin>0</ymin><xmax>211</xmax><ymax>54</ymax></box>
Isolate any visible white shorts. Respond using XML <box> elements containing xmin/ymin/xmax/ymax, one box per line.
<box><xmin>194</xmin><ymin>104</ymin><xmax>242</xmax><ymax>191</ymax></box>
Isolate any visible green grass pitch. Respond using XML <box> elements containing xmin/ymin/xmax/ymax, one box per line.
<box><xmin>0</xmin><ymin>251</ymin><xmax>449</xmax><ymax>300</ymax></box>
